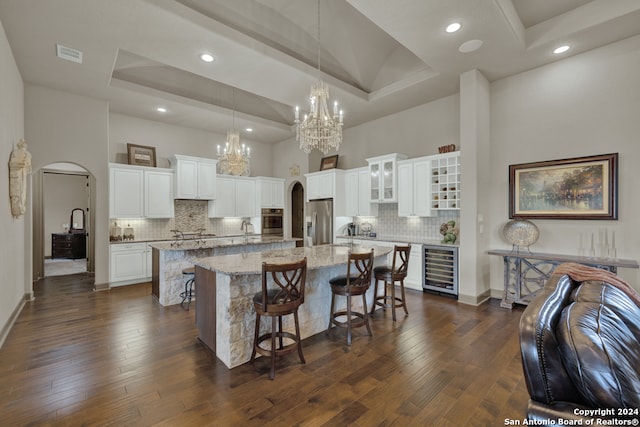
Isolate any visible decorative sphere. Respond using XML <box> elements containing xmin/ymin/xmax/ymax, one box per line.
<box><xmin>503</xmin><ymin>219</ymin><xmax>539</xmax><ymax>247</ymax></box>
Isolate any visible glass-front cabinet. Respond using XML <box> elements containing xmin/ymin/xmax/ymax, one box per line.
<box><xmin>366</xmin><ymin>153</ymin><xmax>407</xmax><ymax>203</ymax></box>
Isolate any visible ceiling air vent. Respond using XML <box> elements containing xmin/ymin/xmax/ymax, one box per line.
<box><xmin>56</xmin><ymin>44</ymin><xmax>83</xmax><ymax>64</ymax></box>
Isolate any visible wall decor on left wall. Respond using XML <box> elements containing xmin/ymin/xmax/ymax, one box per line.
<box><xmin>8</xmin><ymin>139</ymin><xmax>32</xmax><ymax>218</ymax></box>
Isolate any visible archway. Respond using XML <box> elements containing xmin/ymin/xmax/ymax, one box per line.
<box><xmin>290</xmin><ymin>181</ymin><xmax>304</xmax><ymax>246</ymax></box>
<box><xmin>32</xmin><ymin>163</ymin><xmax>96</xmax><ymax>280</ymax></box>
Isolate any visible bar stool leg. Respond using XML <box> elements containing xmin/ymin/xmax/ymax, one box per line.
<box><xmin>294</xmin><ymin>311</ymin><xmax>305</xmax><ymax>363</ymax></box>
<box><xmin>390</xmin><ymin>279</ymin><xmax>397</xmax><ymax>321</ymax></box>
<box><xmin>400</xmin><ymin>279</ymin><xmax>409</xmax><ymax>316</ymax></box>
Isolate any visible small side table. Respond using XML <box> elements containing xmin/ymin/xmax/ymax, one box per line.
<box><xmin>488</xmin><ymin>249</ymin><xmax>639</xmax><ymax>309</ymax></box>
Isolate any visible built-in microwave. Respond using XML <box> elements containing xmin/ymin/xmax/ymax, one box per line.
<box><xmin>261</xmin><ymin>208</ymin><xmax>283</xmax><ymax>236</ymax></box>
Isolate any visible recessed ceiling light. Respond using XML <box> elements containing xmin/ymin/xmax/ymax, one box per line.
<box><xmin>200</xmin><ymin>53</ymin><xmax>214</xmax><ymax>63</ymax></box>
<box><xmin>156</xmin><ymin>107</ymin><xmax>167</xmax><ymax>113</ymax></box>
<box><xmin>245</xmin><ymin>128</ymin><xmax>253</xmax><ymax>132</ymax></box>
<box><xmin>554</xmin><ymin>45</ymin><xmax>570</xmax><ymax>54</ymax></box>
<box><xmin>446</xmin><ymin>22</ymin><xmax>461</xmax><ymax>33</ymax></box>
<box><xmin>459</xmin><ymin>39</ymin><xmax>483</xmax><ymax>53</ymax></box>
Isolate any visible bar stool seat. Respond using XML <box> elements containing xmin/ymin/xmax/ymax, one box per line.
<box><xmin>371</xmin><ymin>245</ymin><xmax>411</xmax><ymax>321</ymax></box>
<box><xmin>180</xmin><ymin>267</ymin><xmax>195</xmax><ymax>310</ymax></box>
<box><xmin>250</xmin><ymin>258</ymin><xmax>307</xmax><ymax>380</ymax></box>
<box><xmin>327</xmin><ymin>249</ymin><xmax>374</xmax><ymax>346</ymax></box>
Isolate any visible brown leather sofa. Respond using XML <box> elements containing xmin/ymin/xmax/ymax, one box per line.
<box><xmin>519</xmin><ymin>262</ymin><xmax>640</xmax><ymax>423</ymax></box>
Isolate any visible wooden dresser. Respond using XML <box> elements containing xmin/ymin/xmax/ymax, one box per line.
<box><xmin>51</xmin><ymin>232</ymin><xmax>86</xmax><ymax>259</ymax></box>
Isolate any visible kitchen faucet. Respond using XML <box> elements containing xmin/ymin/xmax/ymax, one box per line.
<box><xmin>240</xmin><ymin>219</ymin><xmax>251</xmax><ymax>235</ymax></box>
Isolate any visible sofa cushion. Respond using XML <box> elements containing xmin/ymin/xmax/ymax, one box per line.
<box><xmin>570</xmin><ymin>281</ymin><xmax>640</xmax><ymax>342</ymax></box>
<box><xmin>557</xmin><ymin>300</ymin><xmax>640</xmax><ymax>408</ymax></box>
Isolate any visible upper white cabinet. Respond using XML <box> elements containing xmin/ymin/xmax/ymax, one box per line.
<box><xmin>366</xmin><ymin>153</ymin><xmax>407</xmax><ymax>203</ymax></box>
<box><xmin>430</xmin><ymin>151</ymin><xmax>460</xmax><ymax>210</ymax></box>
<box><xmin>110</xmin><ymin>166</ymin><xmax>143</xmax><ymax>218</ymax></box>
<box><xmin>345</xmin><ymin>167</ymin><xmax>378</xmax><ymax>217</ymax></box>
<box><xmin>170</xmin><ymin>154</ymin><xmax>217</xmax><ymax>200</ymax></box>
<box><xmin>110</xmin><ymin>164</ymin><xmax>174</xmax><ymax>219</ymax></box>
<box><xmin>144</xmin><ymin>169</ymin><xmax>174</xmax><ymax>218</ymax></box>
<box><xmin>397</xmin><ymin>157</ymin><xmax>432</xmax><ymax>217</ymax></box>
<box><xmin>305</xmin><ymin>169</ymin><xmax>345</xmax><ymax>215</ymax></box>
<box><xmin>257</xmin><ymin>177</ymin><xmax>285</xmax><ymax>208</ymax></box>
<box><xmin>208</xmin><ymin>176</ymin><xmax>256</xmax><ymax>218</ymax></box>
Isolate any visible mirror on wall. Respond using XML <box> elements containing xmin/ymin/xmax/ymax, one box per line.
<box><xmin>70</xmin><ymin>208</ymin><xmax>85</xmax><ymax>232</ymax></box>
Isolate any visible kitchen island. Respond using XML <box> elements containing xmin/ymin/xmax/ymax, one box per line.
<box><xmin>150</xmin><ymin>236</ymin><xmax>298</xmax><ymax>306</ymax></box>
<box><xmin>193</xmin><ymin>243</ymin><xmax>392</xmax><ymax>369</ymax></box>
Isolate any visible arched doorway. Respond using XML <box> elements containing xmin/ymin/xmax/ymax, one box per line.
<box><xmin>32</xmin><ymin>163</ymin><xmax>96</xmax><ymax>280</ymax></box>
<box><xmin>290</xmin><ymin>181</ymin><xmax>304</xmax><ymax>247</ymax></box>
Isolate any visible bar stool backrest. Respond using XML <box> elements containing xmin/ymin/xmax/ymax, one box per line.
<box><xmin>392</xmin><ymin>245</ymin><xmax>412</xmax><ymax>276</ymax></box>
<box><xmin>346</xmin><ymin>249</ymin><xmax>374</xmax><ymax>289</ymax></box>
<box><xmin>258</xmin><ymin>258</ymin><xmax>307</xmax><ymax>314</ymax></box>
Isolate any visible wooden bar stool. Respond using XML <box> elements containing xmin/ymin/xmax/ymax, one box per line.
<box><xmin>180</xmin><ymin>267</ymin><xmax>195</xmax><ymax>310</ymax></box>
<box><xmin>371</xmin><ymin>245</ymin><xmax>411</xmax><ymax>321</ymax></box>
<box><xmin>327</xmin><ymin>249</ymin><xmax>374</xmax><ymax>346</ymax></box>
<box><xmin>250</xmin><ymin>258</ymin><xmax>307</xmax><ymax>380</ymax></box>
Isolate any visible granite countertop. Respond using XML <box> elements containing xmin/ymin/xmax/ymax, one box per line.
<box><xmin>148</xmin><ymin>236</ymin><xmax>300</xmax><ymax>251</ymax></box>
<box><xmin>110</xmin><ymin>234</ymin><xmax>298</xmax><ymax>245</ymax></box>
<box><xmin>335</xmin><ymin>235</ymin><xmax>459</xmax><ymax>247</ymax></box>
<box><xmin>195</xmin><ymin>244</ymin><xmax>392</xmax><ymax>275</ymax></box>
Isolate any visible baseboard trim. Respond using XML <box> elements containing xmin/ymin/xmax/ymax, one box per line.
<box><xmin>0</xmin><ymin>295</ymin><xmax>27</xmax><ymax>348</ymax></box>
<box><xmin>458</xmin><ymin>289</ymin><xmax>492</xmax><ymax>306</ymax></box>
<box><xmin>94</xmin><ymin>282</ymin><xmax>110</xmax><ymax>291</ymax></box>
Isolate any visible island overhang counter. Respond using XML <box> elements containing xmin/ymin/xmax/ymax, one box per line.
<box><xmin>193</xmin><ymin>244</ymin><xmax>392</xmax><ymax>369</ymax></box>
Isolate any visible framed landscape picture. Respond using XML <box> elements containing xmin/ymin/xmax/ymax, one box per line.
<box><xmin>127</xmin><ymin>143</ymin><xmax>157</xmax><ymax>167</ymax></box>
<box><xmin>509</xmin><ymin>153</ymin><xmax>618</xmax><ymax>220</ymax></box>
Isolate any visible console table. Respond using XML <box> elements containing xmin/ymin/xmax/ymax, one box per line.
<box><xmin>488</xmin><ymin>249</ymin><xmax>639</xmax><ymax>309</ymax></box>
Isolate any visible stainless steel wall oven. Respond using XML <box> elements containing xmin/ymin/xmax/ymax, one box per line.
<box><xmin>261</xmin><ymin>208</ymin><xmax>283</xmax><ymax>236</ymax></box>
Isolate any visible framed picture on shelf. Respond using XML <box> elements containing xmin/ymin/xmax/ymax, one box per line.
<box><xmin>509</xmin><ymin>153</ymin><xmax>618</xmax><ymax>220</ymax></box>
<box><xmin>127</xmin><ymin>143</ymin><xmax>157</xmax><ymax>167</ymax></box>
<box><xmin>319</xmin><ymin>154</ymin><xmax>339</xmax><ymax>171</ymax></box>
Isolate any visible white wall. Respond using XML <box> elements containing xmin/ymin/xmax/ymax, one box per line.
<box><xmin>0</xmin><ymin>18</ymin><xmax>26</xmax><ymax>344</ymax></box>
<box><xmin>25</xmin><ymin>85</ymin><xmax>110</xmax><ymax>286</ymax></box>
<box><xmin>109</xmin><ymin>113</ymin><xmax>273</xmax><ymax>177</ymax></box>
<box><xmin>336</xmin><ymin>95</ymin><xmax>459</xmax><ymax>170</ymax></box>
<box><xmin>488</xmin><ymin>35</ymin><xmax>640</xmax><ymax>291</ymax></box>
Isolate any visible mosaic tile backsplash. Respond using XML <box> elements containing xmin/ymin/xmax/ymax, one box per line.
<box><xmin>111</xmin><ymin>200</ymin><xmax>458</xmax><ymax>242</ymax></box>
<box><xmin>110</xmin><ymin>200</ymin><xmax>249</xmax><ymax>240</ymax></box>
<box><xmin>353</xmin><ymin>204</ymin><xmax>459</xmax><ymax>241</ymax></box>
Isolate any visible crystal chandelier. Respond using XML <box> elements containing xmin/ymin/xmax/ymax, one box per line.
<box><xmin>294</xmin><ymin>0</ymin><xmax>343</xmax><ymax>155</ymax></box>
<box><xmin>217</xmin><ymin>90</ymin><xmax>250</xmax><ymax>176</ymax></box>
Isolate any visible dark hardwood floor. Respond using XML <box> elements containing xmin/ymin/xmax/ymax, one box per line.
<box><xmin>0</xmin><ymin>274</ymin><xmax>529</xmax><ymax>426</ymax></box>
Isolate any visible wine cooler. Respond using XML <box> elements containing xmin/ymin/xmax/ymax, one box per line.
<box><xmin>423</xmin><ymin>245</ymin><xmax>458</xmax><ymax>296</ymax></box>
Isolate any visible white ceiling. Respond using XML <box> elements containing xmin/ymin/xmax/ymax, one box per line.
<box><xmin>1</xmin><ymin>0</ymin><xmax>639</xmax><ymax>144</ymax></box>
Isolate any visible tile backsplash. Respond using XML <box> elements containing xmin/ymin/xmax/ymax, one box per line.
<box><xmin>111</xmin><ymin>200</ymin><xmax>458</xmax><ymax>242</ymax></box>
<box><xmin>110</xmin><ymin>200</ymin><xmax>249</xmax><ymax>240</ymax></box>
<box><xmin>353</xmin><ymin>203</ymin><xmax>459</xmax><ymax>241</ymax></box>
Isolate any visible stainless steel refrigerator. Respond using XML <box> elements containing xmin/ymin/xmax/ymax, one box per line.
<box><xmin>306</xmin><ymin>199</ymin><xmax>333</xmax><ymax>246</ymax></box>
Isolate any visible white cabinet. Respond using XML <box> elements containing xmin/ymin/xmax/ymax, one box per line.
<box><xmin>345</xmin><ymin>168</ymin><xmax>378</xmax><ymax>217</ymax></box>
<box><xmin>405</xmin><ymin>244</ymin><xmax>424</xmax><ymax>291</ymax></box>
<box><xmin>208</xmin><ymin>176</ymin><xmax>256</xmax><ymax>218</ymax></box>
<box><xmin>306</xmin><ymin>170</ymin><xmax>334</xmax><ymax>200</ymax></box>
<box><xmin>110</xmin><ymin>166</ymin><xmax>144</xmax><ymax>218</ymax></box>
<box><xmin>305</xmin><ymin>169</ymin><xmax>345</xmax><ymax>216</ymax></box>
<box><xmin>397</xmin><ymin>158</ymin><xmax>433</xmax><ymax>217</ymax></box>
<box><xmin>366</xmin><ymin>153</ymin><xmax>407</xmax><ymax>203</ymax></box>
<box><xmin>170</xmin><ymin>155</ymin><xmax>217</xmax><ymax>200</ymax></box>
<box><xmin>110</xmin><ymin>164</ymin><xmax>174</xmax><ymax>219</ymax></box>
<box><xmin>110</xmin><ymin>243</ymin><xmax>147</xmax><ymax>285</ymax></box>
<box><xmin>144</xmin><ymin>169</ymin><xmax>174</xmax><ymax>218</ymax></box>
<box><xmin>257</xmin><ymin>177</ymin><xmax>284</xmax><ymax>208</ymax></box>
<box><xmin>430</xmin><ymin>151</ymin><xmax>460</xmax><ymax>210</ymax></box>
